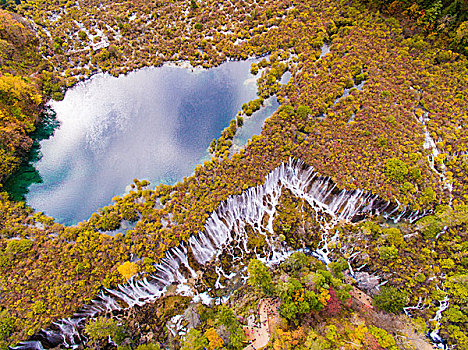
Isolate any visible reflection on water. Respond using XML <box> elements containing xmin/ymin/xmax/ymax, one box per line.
<box><xmin>231</xmin><ymin>68</ymin><xmax>289</xmax><ymax>150</ymax></box>
<box><xmin>232</xmin><ymin>96</ymin><xmax>279</xmax><ymax>149</ymax></box>
<box><xmin>23</xmin><ymin>60</ymin><xmax>264</xmax><ymax>225</ymax></box>
<box><xmin>3</xmin><ymin>109</ymin><xmax>59</xmax><ymax>201</ymax></box>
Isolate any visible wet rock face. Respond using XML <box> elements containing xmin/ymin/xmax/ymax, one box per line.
<box><xmin>354</xmin><ymin>272</ymin><xmax>380</xmax><ymax>293</ymax></box>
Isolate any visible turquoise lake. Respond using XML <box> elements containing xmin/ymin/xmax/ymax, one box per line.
<box><xmin>21</xmin><ymin>60</ymin><xmax>279</xmax><ymax>225</ymax></box>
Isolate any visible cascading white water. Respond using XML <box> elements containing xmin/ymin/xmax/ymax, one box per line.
<box><xmin>188</xmin><ymin>158</ymin><xmax>396</xmax><ymax>268</ymax></box>
<box><xmin>11</xmin><ymin>245</ymin><xmax>198</xmax><ymax>349</ymax></box>
<box><xmin>12</xmin><ymin>158</ymin><xmax>423</xmax><ymax>349</ymax></box>
<box><xmin>428</xmin><ymin>294</ymin><xmax>450</xmax><ymax>349</ymax></box>
<box><xmin>403</xmin><ymin>296</ymin><xmax>425</xmax><ymax>317</ymax></box>
<box><xmin>417</xmin><ymin>108</ymin><xmax>453</xmax><ymax>204</ymax></box>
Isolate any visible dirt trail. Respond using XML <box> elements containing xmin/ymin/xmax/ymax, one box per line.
<box><xmin>242</xmin><ymin>298</ymin><xmax>280</xmax><ymax>350</ymax></box>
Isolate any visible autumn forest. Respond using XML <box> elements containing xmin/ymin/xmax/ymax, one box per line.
<box><xmin>0</xmin><ymin>0</ymin><xmax>468</xmax><ymax>349</ymax></box>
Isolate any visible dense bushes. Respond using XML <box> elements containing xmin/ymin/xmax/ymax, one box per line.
<box><xmin>0</xmin><ymin>310</ymin><xmax>14</xmax><ymax>343</ymax></box>
<box><xmin>0</xmin><ymin>9</ymin><xmax>58</xmax><ymax>184</ymax></box>
<box><xmin>181</xmin><ymin>329</ymin><xmax>208</xmax><ymax>350</ymax></box>
<box><xmin>0</xmin><ymin>0</ymin><xmax>467</xmax><ymax>346</ymax></box>
<box><xmin>358</xmin><ymin>0</ymin><xmax>468</xmax><ymax>57</ymax></box>
<box><xmin>84</xmin><ymin>316</ymin><xmax>124</xmax><ymax>346</ymax></box>
<box><xmin>5</xmin><ymin>238</ymin><xmax>32</xmax><ymax>255</ymax></box>
<box><xmin>374</xmin><ymin>286</ymin><xmax>409</xmax><ymax>313</ymax></box>
<box><xmin>385</xmin><ymin>158</ymin><xmax>408</xmax><ymax>182</ymax></box>
<box><xmin>247</xmin><ymin>259</ymin><xmax>273</xmax><ymax>295</ymax></box>
<box><xmin>416</xmin><ymin>204</ymin><xmax>468</xmax><ymax>238</ymax></box>
<box><xmin>336</xmin><ymin>215</ymin><xmax>468</xmax><ymax>348</ymax></box>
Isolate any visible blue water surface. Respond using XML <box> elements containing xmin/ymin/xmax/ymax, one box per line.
<box><xmin>26</xmin><ymin>60</ymin><xmax>275</xmax><ymax>225</ymax></box>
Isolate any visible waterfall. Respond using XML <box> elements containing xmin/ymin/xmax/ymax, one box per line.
<box><xmin>12</xmin><ymin>158</ymin><xmax>425</xmax><ymax>349</ymax></box>
<box><xmin>428</xmin><ymin>295</ymin><xmax>449</xmax><ymax>349</ymax></box>
<box><xmin>403</xmin><ymin>297</ymin><xmax>425</xmax><ymax>317</ymax></box>
<box><xmin>188</xmin><ymin>158</ymin><xmax>417</xmax><ymax>268</ymax></box>
<box><xmin>418</xmin><ymin>109</ymin><xmax>453</xmax><ymax>203</ymax></box>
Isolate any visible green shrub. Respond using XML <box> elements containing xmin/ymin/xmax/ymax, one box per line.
<box><xmin>216</xmin><ymin>305</ymin><xmax>236</xmax><ymax>328</ymax></box>
<box><xmin>78</xmin><ymin>30</ymin><xmax>87</xmax><ymax>41</ymax></box>
<box><xmin>378</xmin><ymin>245</ymin><xmax>398</xmax><ymax>260</ymax></box>
<box><xmin>368</xmin><ymin>325</ymin><xmax>397</xmax><ymax>349</ymax></box>
<box><xmin>0</xmin><ymin>253</ymin><xmax>10</xmax><ymax>268</ymax></box>
<box><xmin>75</xmin><ymin>262</ymin><xmax>90</xmax><ymax>274</ymax></box>
<box><xmin>361</xmin><ymin>221</ymin><xmax>381</xmax><ymax>236</ymax></box>
<box><xmin>374</xmin><ymin>286</ymin><xmax>408</xmax><ymax>313</ymax></box>
<box><xmin>354</xmin><ymin>71</ymin><xmax>368</xmax><ymax>84</ymax></box>
<box><xmin>181</xmin><ymin>329</ymin><xmax>207</xmax><ymax>350</ymax></box>
<box><xmin>296</xmin><ymin>105</ymin><xmax>312</xmax><ymax>119</ymax></box>
<box><xmin>446</xmin><ymin>274</ymin><xmax>468</xmax><ymax>302</ymax></box>
<box><xmin>5</xmin><ymin>239</ymin><xmax>33</xmax><ymax>255</ymax></box>
<box><xmin>84</xmin><ymin>317</ymin><xmax>119</xmax><ymax>341</ymax></box>
<box><xmin>329</xmin><ymin>257</ymin><xmax>348</xmax><ymax>279</ymax></box>
<box><xmin>446</xmin><ymin>324</ymin><xmax>468</xmax><ymax>349</ymax></box>
<box><xmin>431</xmin><ymin>289</ymin><xmax>447</xmax><ymax>301</ymax></box>
<box><xmin>120</xmin><ymin>206</ymin><xmax>138</xmax><ymax>222</ymax></box>
<box><xmin>401</xmin><ymin>181</ymin><xmax>414</xmax><ymax>193</ymax></box>
<box><xmin>229</xmin><ymin>325</ymin><xmax>244</xmax><ymax>349</ymax></box>
<box><xmin>409</xmin><ymin>167</ymin><xmax>421</xmax><ymax>179</ymax></box>
<box><xmin>382</xmin><ymin>227</ymin><xmax>404</xmax><ymax>246</ymax></box>
<box><xmin>377</xmin><ymin>135</ymin><xmax>387</xmax><ymax>147</ymax></box>
<box><xmin>416</xmin><ymin>215</ymin><xmax>443</xmax><ymax>239</ymax></box>
<box><xmin>385</xmin><ymin>158</ymin><xmax>408</xmax><ymax>182</ymax></box>
<box><xmin>247</xmin><ymin>259</ymin><xmax>272</xmax><ymax>294</ymax></box>
<box><xmin>0</xmin><ymin>310</ymin><xmax>14</xmax><ymax>341</ymax></box>
<box><xmin>414</xmin><ymin>272</ymin><xmax>426</xmax><ymax>283</ymax></box>
<box><xmin>96</xmin><ymin>212</ymin><xmax>121</xmax><ymax>231</ymax></box>
<box><xmin>445</xmin><ymin>306</ymin><xmax>468</xmax><ymax>323</ymax></box>
<box><xmin>136</xmin><ymin>344</ymin><xmax>161</xmax><ymax>350</ymax></box>
<box><xmin>250</xmin><ymin>63</ymin><xmax>259</xmax><ymax>75</ymax></box>
<box><xmin>31</xmin><ymin>300</ymin><xmax>46</xmax><ymax>314</ymax></box>
<box><xmin>284</xmin><ymin>251</ymin><xmax>309</xmax><ymax>272</ymax></box>
<box><xmin>421</xmin><ymin>187</ymin><xmax>436</xmax><ymax>204</ymax></box>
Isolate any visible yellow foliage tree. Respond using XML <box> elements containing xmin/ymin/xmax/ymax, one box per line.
<box><xmin>117</xmin><ymin>261</ymin><xmax>138</xmax><ymax>279</ymax></box>
<box><xmin>204</xmin><ymin>327</ymin><xmax>224</xmax><ymax>350</ymax></box>
<box><xmin>273</xmin><ymin>329</ymin><xmax>294</xmax><ymax>350</ymax></box>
